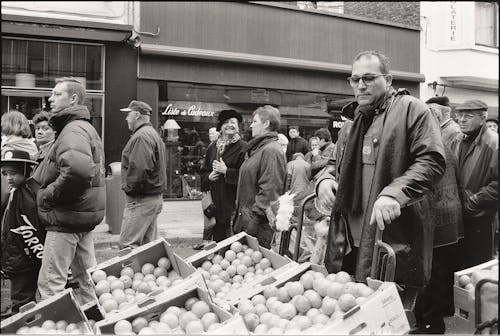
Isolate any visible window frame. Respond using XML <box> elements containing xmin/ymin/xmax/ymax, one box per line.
<box><xmin>475</xmin><ymin>2</ymin><xmax>499</xmax><ymax>48</ymax></box>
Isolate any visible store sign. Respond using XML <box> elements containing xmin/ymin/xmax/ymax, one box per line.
<box><xmin>449</xmin><ymin>2</ymin><xmax>458</xmax><ymax>43</ymax></box>
<box><xmin>332</xmin><ymin>120</ymin><xmax>344</xmax><ymax>129</ymax></box>
<box><xmin>162</xmin><ymin>104</ymin><xmax>216</xmax><ymax>117</ymax></box>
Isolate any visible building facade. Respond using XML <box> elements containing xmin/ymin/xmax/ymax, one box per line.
<box><xmin>2</xmin><ymin>2</ymin><xmax>425</xmax><ymax>200</ymax></box>
<box><xmin>420</xmin><ymin>1</ymin><xmax>498</xmax><ymax>117</ymax></box>
<box><xmin>1</xmin><ymin>1</ymin><xmax>137</xmax><ymax>168</ymax></box>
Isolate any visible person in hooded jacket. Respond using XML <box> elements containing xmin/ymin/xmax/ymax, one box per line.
<box><xmin>32</xmin><ymin>77</ymin><xmax>105</xmax><ymax>306</ymax></box>
<box><xmin>201</xmin><ymin>110</ymin><xmax>247</xmax><ymax>242</ymax></box>
<box><xmin>233</xmin><ymin>105</ymin><xmax>287</xmax><ymax>248</ymax></box>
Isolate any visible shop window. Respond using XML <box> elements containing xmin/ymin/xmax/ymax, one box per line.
<box><xmin>476</xmin><ymin>2</ymin><xmax>499</xmax><ymax>48</ymax></box>
<box><xmin>1</xmin><ymin>37</ymin><xmax>104</xmax><ymax>90</ymax></box>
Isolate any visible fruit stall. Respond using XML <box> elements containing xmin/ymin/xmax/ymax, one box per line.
<box><xmin>0</xmin><ymin>233</ymin><xmax>497</xmax><ymax>335</ymax></box>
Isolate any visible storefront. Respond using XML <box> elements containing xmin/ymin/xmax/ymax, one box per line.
<box><xmin>1</xmin><ymin>8</ymin><xmax>137</xmax><ymax>167</ymax></box>
<box><xmin>135</xmin><ymin>2</ymin><xmax>424</xmax><ymax>200</ymax></box>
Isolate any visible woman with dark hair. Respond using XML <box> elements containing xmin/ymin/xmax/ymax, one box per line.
<box><xmin>201</xmin><ymin>110</ymin><xmax>246</xmax><ymax>241</ymax></box>
<box><xmin>32</xmin><ymin>111</ymin><xmax>56</xmax><ymax>163</ymax></box>
<box><xmin>233</xmin><ymin>105</ymin><xmax>287</xmax><ymax>248</ymax></box>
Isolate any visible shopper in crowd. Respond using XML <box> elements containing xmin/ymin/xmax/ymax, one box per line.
<box><xmin>1</xmin><ymin>150</ymin><xmax>44</xmax><ymax>316</ymax></box>
<box><xmin>32</xmin><ymin>111</ymin><xmax>56</xmax><ymax>163</ymax></box>
<box><xmin>414</xmin><ymin>103</ymin><xmax>465</xmax><ymax>334</ymax></box>
<box><xmin>304</xmin><ymin>136</ymin><xmax>320</xmax><ymax>165</ymax></box>
<box><xmin>1</xmin><ymin>111</ymin><xmax>39</xmax><ymax>234</ymax></box>
<box><xmin>233</xmin><ymin>105</ymin><xmax>287</xmax><ymax>248</ymax></box>
<box><xmin>485</xmin><ymin>117</ymin><xmax>498</xmax><ymax>133</ymax></box>
<box><xmin>286</xmin><ymin>152</ymin><xmax>311</xmax><ymax>195</ymax></box>
<box><xmin>316</xmin><ymin>51</ymin><xmax>445</xmax><ymax>292</ymax></box>
<box><xmin>118</xmin><ymin>100</ymin><xmax>167</xmax><ymax>249</ymax></box>
<box><xmin>32</xmin><ymin>77</ymin><xmax>105</xmax><ymax>306</ymax></box>
<box><xmin>201</xmin><ymin>110</ymin><xmax>246</xmax><ymax>241</ymax></box>
<box><xmin>208</xmin><ymin>127</ymin><xmax>220</xmax><ymax>143</ymax></box>
<box><xmin>450</xmin><ymin>99</ymin><xmax>498</xmax><ymax>268</ymax></box>
<box><xmin>285</xmin><ymin>125</ymin><xmax>310</xmax><ymax>162</ymax></box>
<box><xmin>277</xmin><ymin>133</ymin><xmax>289</xmax><ymax>156</ymax></box>
<box><xmin>309</xmin><ymin>128</ymin><xmax>336</xmax><ymax>180</ymax></box>
<box><xmin>1</xmin><ymin>111</ymin><xmax>38</xmax><ymax>160</ymax></box>
<box><xmin>426</xmin><ymin>96</ymin><xmax>462</xmax><ymax>145</ymax></box>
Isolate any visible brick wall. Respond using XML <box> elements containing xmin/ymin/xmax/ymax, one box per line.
<box><xmin>343</xmin><ymin>2</ymin><xmax>420</xmax><ymax>28</ymax></box>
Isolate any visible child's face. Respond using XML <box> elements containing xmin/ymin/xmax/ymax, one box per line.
<box><xmin>1</xmin><ymin>166</ymin><xmax>26</xmax><ymax>189</ymax></box>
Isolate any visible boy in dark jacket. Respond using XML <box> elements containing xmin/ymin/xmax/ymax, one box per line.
<box><xmin>1</xmin><ymin>150</ymin><xmax>44</xmax><ymax>316</ymax></box>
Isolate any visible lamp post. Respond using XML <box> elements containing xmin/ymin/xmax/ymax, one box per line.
<box><xmin>163</xmin><ymin>119</ymin><xmax>181</xmax><ymax>198</ymax></box>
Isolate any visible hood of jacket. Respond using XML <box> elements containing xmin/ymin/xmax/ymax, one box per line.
<box><xmin>49</xmin><ymin>105</ymin><xmax>91</xmax><ymax>135</ymax></box>
<box><xmin>245</xmin><ymin>132</ymin><xmax>279</xmax><ymax>157</ymax></box>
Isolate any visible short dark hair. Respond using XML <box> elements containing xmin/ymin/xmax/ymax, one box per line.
<box><xmin>32</xmin><ymin>111</ymin><xmax>52</xmax><ymax>125</ymax></box>
<box><xmin>0</xmin><ymin>162</ymin><xmax>29</xmax><ymax>177</ymax></box>
<box><xmin>314</xmin><ymin>128</ymin><xmax>331</xmax><ymax>142</ymax></box>
<box><xmin>55</xmin><ymin>77</ymin><xmax>85</xmax><ymax>105</ymax></box>
<box><xmin>253</xmin><ymin>105</ymin><xmax>280</xmax><ymax>131</ymax></box>
<box><xmin>353</xmin><ymin>50</ymin><xmax>391</xmax><ymax>74</ymax></box>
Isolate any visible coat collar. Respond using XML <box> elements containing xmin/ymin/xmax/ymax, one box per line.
<box><xmin>245</xmin><ymin>132</ymin><xmax>278</xmax><ymax>156</ymax></box>
<box><xmin>49</xmin><ymin>105</ymin><xmax>90</xmax><ymax>135</ymax></box>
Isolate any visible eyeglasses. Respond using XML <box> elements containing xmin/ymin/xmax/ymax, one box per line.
<box><xmin>347</xmin><ymin>74</ymin><xmax>385</xmax><ymax>86</ymax></box>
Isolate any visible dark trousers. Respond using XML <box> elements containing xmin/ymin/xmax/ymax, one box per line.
<box><xmin>461</xmin><ymin>219</ymin><xmax>494</xmax><ymax>269</ymax></box>
<box><xmin>10</xmin><ymin>269</ymin><xmax>38</xmax><ymax>314</ymax></box>
<box><xmin>212</xmin><ymin>217</ymin><xmax>231</xmax><ymax>242</ymax></box>
<box><xmin>414</xmin><ymin>243</ymin><xmax>459</xmax><ymax>334</ymax></box>
<box><xmin>341</xmin><ymin>246</ymin><xmax>358</xmax><ymax>276</ymax></box>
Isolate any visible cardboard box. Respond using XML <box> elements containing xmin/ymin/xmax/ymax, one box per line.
<box><xmin>234</xmin><ymin>262</ymin><xmax>409</xmax><ymax>335</ymax></box>
<box><xmin>185</xmin><ymin>232</ymin><xmax>298</xmax><ymax>305</ymax></box>
<box><xmin>94</xmin><ymin>281</ymin><xmax>249</xmax><ymax>335</ymax></box>
<box><xmin>453</xmin><ymin>259</ymin><xmax>498</xmax><ymax>329</ymax></box>
<box><xmin>0</xmin><ymin>289</ymin><xmax>92</xmax><ymax>334</ymax></box>
<box><xmin>86</xmin><ymin>238</ymin><xmax>197</xmax><ymax>318</ymax></box>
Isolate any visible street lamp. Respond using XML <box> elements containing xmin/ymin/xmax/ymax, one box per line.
<box><xmin>163</xmin><ymin>119</ymin><xmax>181</xmax><ymax>142</ymax></box>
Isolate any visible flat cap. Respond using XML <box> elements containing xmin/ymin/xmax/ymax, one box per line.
<box><xmin>120</xmin><ymin>100</ymin><xmax>152</xmax><ymax>115</ymax></box>
<box><xmin>455</xmin><ymin>99</ymin><xmax>488</xmax><ymax>111</ymax></box>
<box><xmin>425</xmin><ymin>96</ymin><xmax>450</xmax><ymax>106</ymax></box>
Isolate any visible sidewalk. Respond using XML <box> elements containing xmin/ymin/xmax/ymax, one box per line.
<box><xmin>93</xmin><ymin>199</ymin><xmax>204</xmax><ymax>262</ymax></box>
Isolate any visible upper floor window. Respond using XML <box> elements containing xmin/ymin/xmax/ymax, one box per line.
<box><xmin>475</xmin><ymin>2</ymin><xmax>499</xmax><ymax>48</ymax></box>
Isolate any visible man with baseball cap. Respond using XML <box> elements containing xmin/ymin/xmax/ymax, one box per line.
<box><xmin>451</xmin><ymin>99</ymin><xmax>498</xmax><ymax>268</ymax></box>
<box><xmin>119</xmin><ymin>100</ymin><xmax>167</xmax><ymax>249</ymax></box>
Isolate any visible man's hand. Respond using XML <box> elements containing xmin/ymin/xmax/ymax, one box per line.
<box><xmin>208</xmin><ymin>171</ymin><xmax>220</xmax><ymax>181</ymax></box>
<box><xmin>212</xmin><ymin>159</ymin><xmax>227</xmax><ymax>175</ymax></box>
<box><xmin>369</xmin><ymin>196</ymin><xmax>401</xmax><ymax>230</ymax></box>
<box><xmin>317</xmin><ymin>179</ymin><xmax>337</xmax><ymax>211</ymax></box>
<box><xmin>312</xmin><ymin>148</ymin><xmax>320</xmax><ymax>156</ymax></box>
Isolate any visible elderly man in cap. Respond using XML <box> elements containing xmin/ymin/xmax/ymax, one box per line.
<box><xmin>451</xmin><ymin>99</ymin><xmax>498</xmax><ymax>268</ymax></box>
<box><xmin>119</xmin><ymin>100</ymin><xmax>167</xmax><ymax>249</ymax></box>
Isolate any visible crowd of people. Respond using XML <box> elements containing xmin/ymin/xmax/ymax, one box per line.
<box><xmin>1</xmin><ymin>50</ymin><xmax>498</xmax><ymax>335</ymax></box>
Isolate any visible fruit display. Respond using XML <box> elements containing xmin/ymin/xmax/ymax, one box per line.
<box><xmin>237</xmin><ymin>269</ymin><xmax>376</xmax><ymax>334</ymax></box>
<box><xmin>94</xmin><ymin>286</ymin><xmax>247</xmax><ymax>335</ymax></box>
<box><xmin>15</xmin><ymin>320</ymin><xmax>92</xmax><ymax>334</ymax></box>
<box><xmin>456</xmin><ymin>264</ymin><xmax>498</xmax><ymax>295</ymax></box>
<box><xmin>90</xmin><ymin>257</ymin><xmax>183</xmax><ymax>314</ymax></box>
<box><xmin>194</xmin><ymin>241</ymin><xmax>278</xmax><ymax>301</ymax></box>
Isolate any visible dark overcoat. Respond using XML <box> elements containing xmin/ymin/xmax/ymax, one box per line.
<box><xmin>233</xmin><ymin>132</ymin><xmax>287</xmax><ymax>248</ymax></box>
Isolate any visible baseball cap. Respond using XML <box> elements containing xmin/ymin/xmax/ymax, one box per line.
<box><xmin>120</xmin><ymin>100</ymin><xmax>152</xmax><ymax>115</ymax></box>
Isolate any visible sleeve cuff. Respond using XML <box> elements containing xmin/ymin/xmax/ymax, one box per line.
<box><xmin>378</xmin><ymin>186</ymin><xmax>410</xmax><ymax>207</ymax></box>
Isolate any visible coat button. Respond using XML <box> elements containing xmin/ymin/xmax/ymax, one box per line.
<box><xmin>373</xmin><ymin>138</ymin><xmax>378</xmax><ymax>145</ymax></box>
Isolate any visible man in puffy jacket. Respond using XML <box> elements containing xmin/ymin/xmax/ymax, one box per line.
<box><xmin>33</xmin><ymin>77</ymin><xmax>105</xmax><ymax>306</ymax></box>
<box><xmin>119</xmin><ymin>100</ymin><xmax>167</xmax><ymax>249</ymax></box>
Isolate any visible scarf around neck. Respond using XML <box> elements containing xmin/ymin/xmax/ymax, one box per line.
<box><xmin>215</xmin><ymin>133</ymin><xmax>240</xmax><ymax>159</ymax></box>
<box><xmin>333</xmin><ymin>88</ymin><xmax>396</xmax><ymax>216</ymax></box>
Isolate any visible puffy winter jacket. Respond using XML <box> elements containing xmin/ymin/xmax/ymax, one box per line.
<box><xmin>32</xmin><ymin>106</ymin><xmax>105</xmax><ymax>232</ymax></box>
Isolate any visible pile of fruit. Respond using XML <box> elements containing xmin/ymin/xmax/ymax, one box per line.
<box><xmin>237</xmin><ymin>269</ymin><xmax>375</xmax><ymax>334</ymax></box>
<box><xmin>457</xmin><ymin>264</ymin><xmax>499</xmax><ymax>295</ymax></box>
<box><xmin>91</xmin><ymin>257</ymin><xmax>184</xmax><ymax>313</ymax></box>
<box><xmin>195</xmin><ymin>241</ymin><xmax>276</xmax><ymax>300</ymax></box>
<box><xmin>15</xmin><ymin>320</ymin><xmax>92</xmax><ymax>334</ymax></box>
<box><xmin>111</xmin><ymin>296</ymin><xmax>222</xmax><ymax>335</ymax></box>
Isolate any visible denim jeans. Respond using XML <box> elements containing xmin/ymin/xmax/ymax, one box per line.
<box><xmin>37</xmin><ymin>231</ymin><xmax>96</xmax><ymax>306</ymax></box>
<box><xmin>119</xmin><ymin>194</ymin><xmax>163</xmax><ymax>249</ymax></box>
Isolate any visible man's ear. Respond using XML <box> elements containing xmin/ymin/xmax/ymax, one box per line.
<box><xmin>385</xmin><ymin>74</ymin><xmax>393</xmax><ymax>88</ymax></box>
<box><xmin>70</xmin><ymin>93</ymin><xmax>79</xmax><ymax>106</ymax></box>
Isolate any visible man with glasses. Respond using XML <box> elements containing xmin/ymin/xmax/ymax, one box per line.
<box><xmin>451</xmin><ymin>100</ymin><xmax>498</xmax><ymax>268</ymax></box>
<box><xmin>315</xmin><ymin>51</ymin><xmax>445</xmax><ymax>329</ymax></box>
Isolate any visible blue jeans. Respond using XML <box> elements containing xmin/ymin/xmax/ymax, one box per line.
<box><xmin>119</xmin><ymin>194</ymin><xmax>163</xmax><ymax>249</ymax></box>
<box><xmin>37</xmin><ymin>231</ymin><xmax>96</xmax><ymax>306</ymax></box>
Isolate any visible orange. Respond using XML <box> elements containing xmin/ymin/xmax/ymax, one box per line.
<box><xmin>113</xmin><ymin>320</ymin><xmax>133</xmax><ymax>335</ymax></box>
<box><xmin>293</xmin><ymin>295</ymin><xmax>311</xmax><ymax>314</ymax></box>
<box><xmin>120</xmin><ymin>267</ymin><xmax>135</xmax><ymax>279</ymax></box>
<box><xmin>201</xmin><ymin>312</ymin><xmax>219</xmax><ymax>331</ymax></box>
<box><xmin>230</xmin><ymin>241</ymin><xmax>244</xmax><ymax>253</ymax></box>
<box><xmin>335</xmin><ymin>271</ymin><xmax>352</xmax><ymax>284</ymax></box>
<box><xmin>304</xmin><ymin>290</ymin><xmax>323</xmax><ymax>309</ymax></box>
<box><xmin>179</xmin><ymin>311</ymin><xmax>199</xmax><ymax>330</ymax></box>
<box><xmin>102</xmin><ymin>298</ymin><xmax>118</xmax><ymax>313</ymax></box>
<box><xmin>191</xmin><ymin>301</ymin><xmax>211</xmax><ymax>318</ymax></box>
<box><xmin>338</xmin><ymin>293</ymin><xmax>356</xmax><ymax>312</ymax></box>
<box><xmin>326</xmin><ymin>282</ymin><xmax>344</xmax><ymax>299</ymax></box>
<box><xmin>185</xmin><ymin>297</ymin><xmax>200</xmax><ymax>310</ymax></box>
<box><xmin>91</xmin><ymin>270</ymin><xmax>107</xmax><ymax>284</ymax></box>
<box><xmin>243</xmin><ymin>313</ymin><xmax>260</xmax><ymax>331</ymax></box>
<box><xmin>185</xmin><ymin>320</ymin><xmax>204</xmax><ymax>334</ymax></box>
<box><xmin>278</xmin><ymin>302</ymin><xmax>297</xmax><ymax>320</ymax></box>
<box><xmin>157</xmin><ymin>257</ymin><xmax>171</xmax><ymax>270</ymax></box>
<box><xmin>141</xmin><ymin>263</ymin><xmax>155</xmax><ymax>275</ymax></box>
<box><xmin>299</xmin><ymin>273</ymin><xmax>314</xmax><ymax>290</ymax></box>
